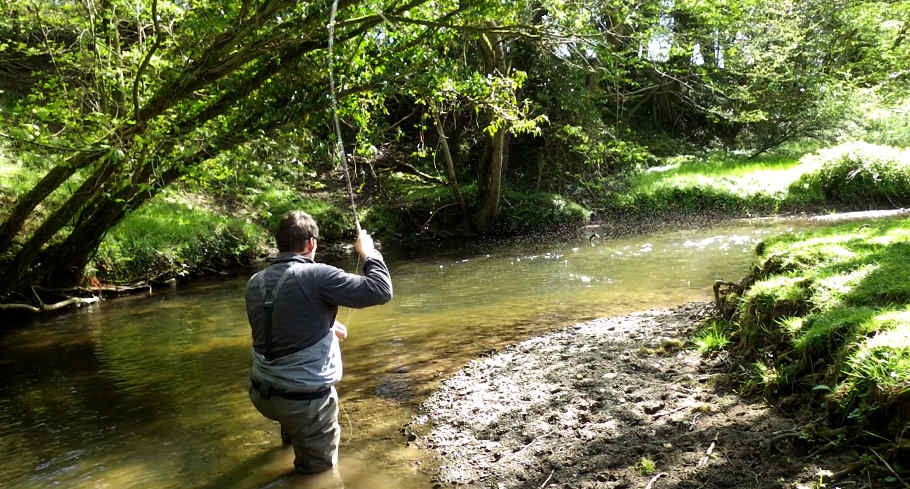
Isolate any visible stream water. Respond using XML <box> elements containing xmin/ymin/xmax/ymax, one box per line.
<box><xmin>0</xmin><ymin>218</ymin><xmax>818</xmax><ymax>489</ymax></box>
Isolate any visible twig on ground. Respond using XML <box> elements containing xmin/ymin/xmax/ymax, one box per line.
<box><xmin>502</xmin><ymin>430</ymin><xmax>555</xmax><ymax>462</ymax></box>
<box><xmin>539</xmin><ymin>469</ymin><xmax>555</xmax><ymax>488</ymax></box>
<box><xmin>652</xmin><ymin>405</ymin><xmax>688</xmax><ymax>419</ymax></box>
<box><xmin>697</xmin><ymin>441</ymin><xmax>716</xmax><ymax>467</ymax></box>
<box><xmin>869</xmin><ymin>447</ymin><xmax>910</xmax><ymax>489</ymax></box>
<box><xmin>645</xmin><ymin>472</ymin><xmax>667</xmax><ymax>489</ymax></box>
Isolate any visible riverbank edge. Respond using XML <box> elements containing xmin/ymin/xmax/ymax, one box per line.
<box><xmin>6</xmin><ymin>207</ymin><xmax>907</xmax><ymax>320</ymax></box>
<box><xmin>405</xmin><ymin>303</ymin><xmax>863</xmax><ymax>489</ymax></box>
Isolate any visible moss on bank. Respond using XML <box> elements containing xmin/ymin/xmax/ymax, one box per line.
<box><xmin>713</xmin><ymin>216</ymin><xmax>910</xmax><ymax>439</ymax></box>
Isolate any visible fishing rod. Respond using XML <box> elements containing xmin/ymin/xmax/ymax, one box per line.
<box><xmin>328</xmin><ymin>0</ymin><xmax>363</xmax><ymax>360</ymax></box>
<box><xmin>327</xmin><ymin>0</ymin><xmax>361</xmax><ymax>235</ymax></box>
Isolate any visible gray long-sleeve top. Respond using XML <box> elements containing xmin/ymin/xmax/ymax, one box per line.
<box><xmin>245</xmin><ymin>252</ymin><xmax>393</xmax><ymax>360</ymax></box>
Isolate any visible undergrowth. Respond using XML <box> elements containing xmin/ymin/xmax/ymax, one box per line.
<box><xmin>597</xmin><ymin>141</ymin><xmax>910</xmax><ymax>218</ymax></box>
<box><xmin>90</xmin><ymin>191</ymin><xmax>265</xmax><ymax>284</ymax></box>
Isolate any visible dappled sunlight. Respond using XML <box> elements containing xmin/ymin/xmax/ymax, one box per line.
<box><xmin>416</xmin><ymin>308</ymin><xmax>830</xmax><ymax>489</ymax></box>
<box><xmin>812</xmin><ymin>263</ymin><xmax>877</xmax><ymax>309</ymax></box>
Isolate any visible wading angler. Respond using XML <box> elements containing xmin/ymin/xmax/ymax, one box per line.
<box><xmin>245</xmin><ymin>211</ymin><xmax>393</xmax><ymax>478</ymax></box>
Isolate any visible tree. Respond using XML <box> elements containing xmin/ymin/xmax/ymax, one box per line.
<box><xmin>0</xmin><ymin>0</ymin><xmax>465</xmax><ymax>296</ymax></box>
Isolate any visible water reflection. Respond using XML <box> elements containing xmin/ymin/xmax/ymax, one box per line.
<box><xmin>0</xmin><ymin>219</ymin><xmax>814</xmax><ymax>489</ymax></box>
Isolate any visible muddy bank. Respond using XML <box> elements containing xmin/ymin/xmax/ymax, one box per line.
<box><xmin>407</xmin><ymin>304</ymin><xmax>860</xmax><ymax>489</ymax></box>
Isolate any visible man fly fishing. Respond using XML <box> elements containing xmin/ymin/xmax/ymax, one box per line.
<box><xmin>245</xmin><ymin>211</ymin><xmax>393</xmax><ymax>476</ymax></box>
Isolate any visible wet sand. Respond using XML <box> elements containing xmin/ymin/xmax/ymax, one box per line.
<box><xmin>408</xmin><ymin>303</ymin><xmax>859</xmax><ymax>489</ymax></box>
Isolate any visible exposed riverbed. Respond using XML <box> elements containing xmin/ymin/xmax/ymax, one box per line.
<box><xmin>0</xmin><ymin>218</ymin><xmax>824</xmax><ymax>489</ymax></box>
<box><xmin>409</xmin><ymin>303</ymin><xmax>855</xmax><ymax>489</ymax></box>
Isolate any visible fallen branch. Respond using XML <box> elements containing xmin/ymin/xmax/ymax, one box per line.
<box><xmin>501</xmin><ymin>430</ymin><xmax>555</xmax><ymax>463</ymax></box>
<box><xmin>0</xmin><ymin>296</ymin><xmax>99</xmax><ymax>313</ymax></box>
<box><xmin>697</xmin><ymin>441</ymin><xmax>716</xmax><ymax>467</ymax></box>
<box><xmin>870</xmin><ymin>447</ymin><xmax>910</xmax><ymax>489</ymax></box>
<box><xmin>35</xmin><ymin>283</ymin><xmax>153</xmax><ymax>296</ymax></box>
<box><xmin>420</xmin><ymin>202</ymin><xmax>459</xmax><ymax>234</ymax></box>
<box><xmin>652</xmin><ymin>404</ymin><xmax>689</xmax><ymax>419</ymax></box>
<box><xmin>375</xmin><ymin>160</ymin><xmax>446</xmax><ymax>184</ymax></box>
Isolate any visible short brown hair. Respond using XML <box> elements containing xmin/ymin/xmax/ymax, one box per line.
<box><xmin>276</xmin><ymin>211</ymin><xmax>319</xmax><ymax>252</ymax></box>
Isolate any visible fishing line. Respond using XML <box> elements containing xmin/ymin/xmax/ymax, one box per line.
<box><xmin>328</xmin><ymin>0</ymin><xmax>360</xmax><ymax>234</ymax></box>
<box><xmin>327</xmin><ymin>0</ymin><xmax>362</xmax><ymax>334</ymax></box>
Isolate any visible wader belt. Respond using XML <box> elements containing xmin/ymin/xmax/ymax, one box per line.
<box><xmin>250</xmin><ymin>378</ymin><xmax>330</xmax><ymax>401</ymax></box>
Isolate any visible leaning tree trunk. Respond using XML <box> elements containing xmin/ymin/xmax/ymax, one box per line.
<box><xmin>0</xmin><ymin>148</ymin><xmax>108</xmax><ymax>253</ymax></box>
<box><xmin>432</xmin><ymin>109</ymin><xmax>466</xmax><ymax>213</ymax></box>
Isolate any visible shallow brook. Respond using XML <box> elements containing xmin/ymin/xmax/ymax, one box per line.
<box><xmin>0</xmin><ymin>218</ymin><xmax>819</xmax><ymax>489</ymax></box>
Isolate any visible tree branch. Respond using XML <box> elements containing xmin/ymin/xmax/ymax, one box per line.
<box><xmin>0</xmin><ymin>296</ymin><xmax>99</xmax><ymax>314</ymax></box>
<box><xmin>133</xmin><ymin>0</ymin><xmax>162</xmax><ymax>125</ymax></box>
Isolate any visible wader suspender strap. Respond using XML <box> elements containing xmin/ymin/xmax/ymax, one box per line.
<box><xmin>255</xmin><ymin>266</ymin><xmax>296</xmax><ymax>361</ymax></box>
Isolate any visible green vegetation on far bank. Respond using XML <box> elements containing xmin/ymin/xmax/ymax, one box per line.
<box><xmin>596</xmin><ymin>141</ymin><xmax>910</xmax><ymax>218</ymax></box>
<box><xmin>91</xmin><ymin>193</ymin><xmax>265</xmax><ymax>284</ymax></box>
<box><xmin>4</xmin><ymin>136</ymin><xmax>910</xmax><ymax>291</ymax></box>
<box><xmin>707</xmin><ymin>216</ymin><xmax>910</xmax><ymax>441</ymax></box>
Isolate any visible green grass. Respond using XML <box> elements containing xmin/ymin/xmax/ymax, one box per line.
<box><xmin>692</xmin><ymin>320</ymin><xmax>733</xmax><ymax>354</ymax></box>
<box><xmin>602</xmin><ymin>141</ymin><xmax>910</xmax><ymax>216</ymax></box>
<box><xmin>0</xmin><ymin>146</ymin><xmax>44</xmax><ymax>204</ymax></box>
<box><xmin>612</xmin><ymin>146</ymin><xmax>817</xmax><ymax>214</ymax></box>
<box><xmin>91</xmin><ymin>190</ymin><xmax>265</xmax><ymax>283</ymax></box>
<box><xmin>637</xmin><ymin>457</ymin><xmax>657</xmax><ymax>475</ymax></box>
<box><xmin>724</xmin><ymin>216</ymin><xmax>910</xmax><ymax>435</ymax></box>
<box><xmin>630</xmin><ymin>149</ymin><xmax>814</xmax><ymax>195</ymax></box>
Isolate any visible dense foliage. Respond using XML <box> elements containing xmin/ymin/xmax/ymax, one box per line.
<box><xmin>1</xmin><ymin>0</ymin><xmax>909</xmax><ymax>295</ymax></box>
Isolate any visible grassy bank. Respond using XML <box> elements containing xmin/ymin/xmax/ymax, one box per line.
<box><xmin>703</xmin><ymin>216</ymin><xmax>910</xmax><ymax>441</ymax></box>
<box><xmin>90</xmin><ymin>192</ymin><xmax>267</xmax><ymax>284</ymax></box>
<box><xmin>595</xmin><ymin>141</ymin><xmax>910</xmax><ymax>218</ymax></box>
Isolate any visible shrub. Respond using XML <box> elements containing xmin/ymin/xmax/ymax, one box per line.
<box><xmin>499</xmin><ymin>191</ymin><xmax>591</xmax><ymax>234</ymax></box>
<box><xmin>789</xmin><ymin>142</ymin><xmax>910</xmax><ymax>208</ymax></box>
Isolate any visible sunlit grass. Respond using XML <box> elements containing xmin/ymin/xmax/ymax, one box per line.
<box><xmin>692</xmin><ymin>320</ymin><xmax>732</xmax><ymax>353</ymax></box>
<box><xmin>92</xmin><ymin>190</ymin><xmax>265</xmax><ymax>282</ymax></box>
<box><xmin>0</xmin><ymin>148</ymin><xmax>40</xmax><ymax>197</ymax></box>
<box><xmin>612</xmin><ymin>141</ymin><xmax>910</xmax><ymax>215</ymax></box>
<box><xmin>629</xmin><ymin>149</ymin><xmax>814</xmax><ymax>198</ymax></box>
<box><xmin>637</xmin><ymin>457</ymin><xmax>657</xmax><ymax>475</ymax></box>
<box><xmin>730</xmin><ymin>216</ymin><xmax>910</xmax><ymax>433</ymax></box>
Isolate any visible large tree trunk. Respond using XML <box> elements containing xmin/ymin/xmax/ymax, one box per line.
<box><xmin>471</xmin><ymin>32</ymin><xmax>511</xmax><ymax>233</ymax></box>
<box><xmin>0</xmin><ymin>148</ymin><xmax>108</xmax><ymax>252</ymax></box>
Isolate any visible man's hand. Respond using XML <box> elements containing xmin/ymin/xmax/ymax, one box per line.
<box><xmin>354</xmin><ymin>229</ymin><xmax>381</xmax><ymax>260</ymax></box>
<box><xmin>333</xmin><ymin>321</ymin><xmax>348</xmax><ymax>342</ymax></box>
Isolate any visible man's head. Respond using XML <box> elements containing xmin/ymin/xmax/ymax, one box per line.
<box><xmin>276</xmin><ymin>211</ymin><xmax>319</xmax><ymax>253</ymax></box>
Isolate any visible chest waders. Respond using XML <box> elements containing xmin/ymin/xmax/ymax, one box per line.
<box><xmin>250</xmin><ymin>265</ymin><xmax>330</xmax><ymax>401</ymax></box>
